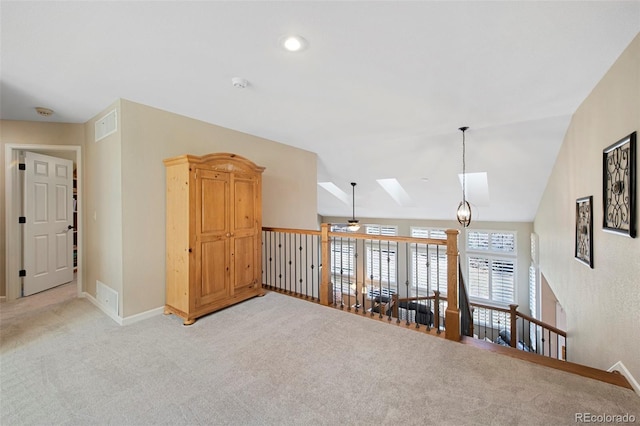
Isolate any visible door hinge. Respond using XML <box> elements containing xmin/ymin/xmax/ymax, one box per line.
<box><xmin>19</xmin><ymin>269</ymin><xmax>26</xmax><ymax>277</ymax></box>
<box><xmin>19</xmin><ymin>216</ymin><xmax>26</xmax><ymax>224</ymax></box>
<box><xmin>18</xmin><ymin>163</ymin><xmax>26</xmax><ymax>171</ymax></box>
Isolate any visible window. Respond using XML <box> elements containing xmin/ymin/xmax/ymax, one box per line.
<box><xmin>528</xmin><ymin>264</ymin><xmax>538</xmax><ymax>352</ymax></box>
<box><xmin>330</xmin><ymin>225</ymin><xmax>356</xmax><ymax>295</ymax></box>
<box><xmin>364</xmin><ymin>225</ymin><xmax>397</xmax><ymax>291</ymax></box>
<box><xmin>467</xmin><ymin>230</ymin><xmax>516</xmax><ymax>305</ymax></box>
<box><xmin>409</xmin><ymin>227</ymin><xmax>447</xmax><ymax>294</ymax></box>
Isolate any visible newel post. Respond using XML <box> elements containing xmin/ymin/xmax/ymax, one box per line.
<box><xmin>320</xmin><ymin>223</ymin><xmax>333</xmax><ymax>306</ymax></box>
<box><xmin>509</xmin><ymin>304</ymin><xmax>519</xmax><ymax>348</ymax></box>
<box><xmin>445</xmin><ymin>229</ymin><xmax>461</xmax><ymax>342</ymax></box>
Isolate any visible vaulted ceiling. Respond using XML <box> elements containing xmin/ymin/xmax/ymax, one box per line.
<box><xmin>2</xmin><ymin>1</ymin><xmax>639</xmax><ymax>222</ymax></box>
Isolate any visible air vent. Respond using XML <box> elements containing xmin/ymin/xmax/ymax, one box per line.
<box><xmin>96</xmin><ymin>280</ymin><xmax>119</xmax><ymax>317</ymax></box>
<box><xmin>95</xmin><ymin>109</ymin><xmax>118</xmax><ymax>142</ymax></box>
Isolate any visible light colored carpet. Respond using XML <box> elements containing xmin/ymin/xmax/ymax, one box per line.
<box><xmin>1</xmin><ymin>289</ymin><xmax>638</xmax><ymax>425</ymax></box>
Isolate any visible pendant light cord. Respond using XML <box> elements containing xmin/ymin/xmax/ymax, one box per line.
<box><xmin>460</xmin><ymin>127</ymin><xmax>468</xmax><ymax>206</ymax></box>
<box><xmin>351</xmin><ymin>182</ymin><xmax>356</xmax><ymax>221</ymax></box>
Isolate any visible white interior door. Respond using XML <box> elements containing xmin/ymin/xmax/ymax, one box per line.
<box><xmin>23</xmin><ymin>151</ymin><xmax>74</xmax><ymax>296</ymax></box>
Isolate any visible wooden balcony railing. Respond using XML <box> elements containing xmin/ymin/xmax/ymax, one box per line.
<box><xmin>261</xmin><ymin>224</ymin><xmax>566</xmax><ymax>360</ymax></box>
<box><xmin>262</xmin><ymin>224</ymin><xmax>462</xmax><ymax>341</ymax></box>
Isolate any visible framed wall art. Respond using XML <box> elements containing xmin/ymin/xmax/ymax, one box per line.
<box><xmin>575</xmin><ymin>196</ymin><xmax>594</xmax><ymax>268</ymax></box>
<box><xmin>602</xmin><ymin>131</ymin><xmax>636</xmax><ymax>238</ymax></box>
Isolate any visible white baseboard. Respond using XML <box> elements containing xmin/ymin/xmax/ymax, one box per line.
<box><xmin>608</xmin><ymin>361</ymin><xmax>640</xmax><ymax>395</ymax></box>
<box><xmin>80</xmin><ymin>292</ymin><xmax>164</xmax><ymax>326</ymax></box>
<box><xmin>121</xmin><ymin>306</ymin><xmax>165</xmax><ymax>326</ymax></box>
<box><xmin>0</xmin><ymin>296</ymin><xmax>6</xmax><ymax>302</ymax></box>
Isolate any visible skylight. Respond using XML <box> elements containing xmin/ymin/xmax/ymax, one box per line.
<box><xmin>458</xmin><ymin>172</ymin><xmax>490</xmax><ymax>206</ymax></box>
<box><xmin>376</xmin><ymin>178</ymin><xmax>414</xmax><ymax>207</ymax></box>
<box><xmin>318</xmin><ymin>182</ymin><xmax>350</xmax><ymax>205</ymax></box>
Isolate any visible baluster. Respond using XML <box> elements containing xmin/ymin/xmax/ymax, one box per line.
<box><xmin>311</xmin><ymin>235</ymin><xmax>322</xmax><ymax>302</ymax></box>
<box><xmin>369</xmin><ymin>239</ymin><xmax>375</xmax><ymax>318</ymax></box>
<box><xmin>378</xmin><ymin>239</ymin><xmax>383</xmax><ymax>319</ymax></box>
<box><xmin>347</xmin><ymin>237</ymin><xmax>352</xmax><ymax>311</ymax></box>
<box><xmin>427</xmin><ymin>244</ymin><xmax>432</xmax><ymax>332</ymax></box>
<box><xmin>405</xmin><ymin>248</ymin><xmax>411</xmax><ymax>326</ymax></box>
<box><xmin>387</xmin><ymin>240</ymin><xmax>392</xmax><ymax>321</ymax></box>
<box><xmin>356</xmin><ymin>238</ymin><xmax>360</xmax><ymax>313</ymax></box>
<box><xmin>288</xmin><ymin>233</ymin><xmax>293</xmax><ymax>294</ymax></box>
<box><xmin>340</xmin><ymin>237</ymin><xmax>346</xmax><ymax>309</ymax></box>
<box><xmin>304</xmin><ymin>235</ymin><xmax>309</xmax><ymax>299</ymax></box>
<box><xmin>266</xmin><ymin>232</ymin><xmax>271</xmax><ymax>289</ymax></box>
<box><xmin>277</xmin><ymin>232</ymin><xmax>282</xmax><ymax>290</ymax></box>
<box><xmin>293</xmin><ymin>234</ymin><xmax>302</xmax><ymax>295</ymax></box>
<box><xmin>434</xmin><ymin>290</ymin><xmax>441</xmax><ymax>334</ymax></box>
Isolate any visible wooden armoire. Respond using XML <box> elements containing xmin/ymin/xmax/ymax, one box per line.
<box><xmin>163</xmin><ymin>153</ymin><xmax>265</xmax><ymax>325</ymax></box>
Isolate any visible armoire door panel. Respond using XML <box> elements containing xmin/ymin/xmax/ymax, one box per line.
<box><xmin>233</xmin><ymin>179</ymin><xmax>256</xmax><ymax>231</ymax></box>
<box><xmin>198</xmin><ymin>171</ymin><xmax>229</xmax><ymax>235</ymax></box>
<box><xmin>197</xmin><ymin>239</ymin><xmax>229</xmax><ymax>306</ymax></box>
<box><xmin>234</xmin><ymin>235</ymin><xmax>256</xmax><ymax>288</ymax></box>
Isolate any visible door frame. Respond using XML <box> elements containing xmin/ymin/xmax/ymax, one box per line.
<box><xmin>4</xmin><ymin>144</ymin><xmax>83</xmax><ymax>302</ymax></box>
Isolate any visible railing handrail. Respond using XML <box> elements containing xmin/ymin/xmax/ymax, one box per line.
<box><xmin>262</xmin><ymin>226</ymin><xmax>321</xmax><ymax>236</ymax></box>
<box><xmin>262</xmin><ymin>226</ymin><xmax>448</xmax><ymax>246</ymax></box>
<box><xmin>470</xmin><ymin>301</ymin><xmax>512</xmax><ymax>314</ymax></box>
<box><xmin>517</xmin><ymin>311</ymin><xmax>567</xmax><ymax>337</ymax></box>
<box><xmin>395</xmin><ymin>295</ymin><xmax>436</xmax><ymax>303</ymax></box>
<box><xmin>469</xmin><ymin>301</ymin><xmax>566</xmax><ymax>337</ymax></box>
<box><xmin>328</xmin><ymin>231</ymin><xmax>448</xmax><ymax>246</ymax></box>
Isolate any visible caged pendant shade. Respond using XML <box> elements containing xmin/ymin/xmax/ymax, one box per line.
<box><xmin>347</xmin><ymin>182</ymin><xmax>360</xmax><ymax>232</ymax></box>
<box><xmin>456</xmin><ymin>126</ymin><xmax>472</xmax><ymax>227</ymax></box>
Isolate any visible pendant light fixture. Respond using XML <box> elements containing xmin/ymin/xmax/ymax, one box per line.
<box><xmin>347</xmin><ymin>182</ymin><xmax>361</xmax><ymax>232</ymax></box>
<box><xmin>456</xmin><ymin>126</ymin><xmax>472</xmax><ymax>227</ymax></box>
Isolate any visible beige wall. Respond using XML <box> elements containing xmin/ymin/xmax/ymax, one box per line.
<box><xmin>0</xmin><ymin>120</ymin><xmax>85</xmax><ymax>297</ymax></box>
<box><xmin>118</xmin><ymin>100</ymin><xmax>318</xmax><ymax>317</ymax></box>
<box><xmin>2</xmin><ymin>100</ymin><xmax>317</xmax><ymax>318</ymax></box>
<box><xmin>83</xmin><ymin>101</ymin><xmax>124</xmax><ymax>313</ymax></box>
<box><xmin>322</xmin><ymin>216</ymin><xmax>533</xmax><ymax>313</ymax></box>
<box><xmin>534</xmin><ymin>34</ymin><xmax>640</xmax><ymax>380</ymax></box>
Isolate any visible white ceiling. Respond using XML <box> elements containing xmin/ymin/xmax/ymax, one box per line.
<box><xmin>2</xmin><ymin>1</ymin><xmax>639</xmax><ymax>222</ymax></box>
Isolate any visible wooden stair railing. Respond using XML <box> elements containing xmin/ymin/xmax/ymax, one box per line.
<box><xmin>458</xmin><ymin>264</ymin><xmax>474</xmax><ymax>338</ymax></box>
<box><xmin>469</xmin><ymin>301</ymin><xmax>567</xmax><ymax>360</ymax></box>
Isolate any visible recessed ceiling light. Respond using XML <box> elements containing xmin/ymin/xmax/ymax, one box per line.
<box><xmin>35</xmin><ymin>107</ymin><xmax>54</xmax><ymax>117</ymax></box>
<box><xmin>279</xmin><ymin>35</ymin><xmax>308</xmax><ymax>52</ymax></box>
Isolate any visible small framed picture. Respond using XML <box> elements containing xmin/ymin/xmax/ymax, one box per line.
<box><xmin>575</xmin><ymin>196</ymin><xmax>594</xmax><ymax>268</ymax></box>
<box><xmin>603</xmin><ymin>131</ymin><xmax>636</xmax><ymax>238</ymax></box>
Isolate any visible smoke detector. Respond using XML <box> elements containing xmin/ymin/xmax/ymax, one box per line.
<box><xmin>231</xmin><ymin>77</ymin><xmax>248</xmax><ymax>89</ymax></box>
<box><xmin>35</xmin><ymin>107</ymin><xmax>54</xmax><ymax>117</ymax></box>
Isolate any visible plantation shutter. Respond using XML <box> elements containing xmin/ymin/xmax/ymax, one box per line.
<box><xmin>468</xmin><ymin>256</ymin><xmax>490</xmax><ymax>299</ymax></box>
<box><xmin>365</xmin><ymin>225</ymin><xmax>397</xmax><ymax>287</ymax></box>
<box><xmin>491</xmin><ymin>259</ymin><xmax>515</xmax><ymax>303</ymax></box>
<box><xmin>410</xmin><ymin>228</ymin><xmax>447</xmax><ymax>291</ymax></box>
<box><xmin>468</xmin><ymin>231</ymin><xmax>489</xmax><ymax>250</ymax></box>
